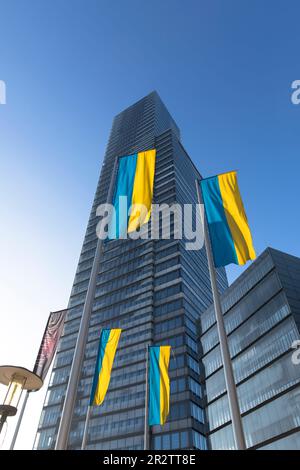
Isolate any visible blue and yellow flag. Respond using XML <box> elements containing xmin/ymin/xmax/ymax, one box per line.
<box><xmin>90</xmin><ymin>328</ymin><xmax>121</xmax><ymax>406</ymax></box>
<box><xmin>200</xmin><ymin>171</ymin><xmax>256</xmax><ymax>268</ymax></box>
<box><xmin>149</xmin><ymin>346</ymin><xmax>171</xmax><ymax>426</ymax></box>
<box><xmin>109</xmin><ymin>149</ymin><xmax>156</xmax><ymax>238</ymax></box>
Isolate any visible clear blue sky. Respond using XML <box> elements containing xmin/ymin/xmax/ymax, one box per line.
<box><xmin>0</xmin><ymin>0</ymin><xmax>299</xmax><ymax>449</ymax></box>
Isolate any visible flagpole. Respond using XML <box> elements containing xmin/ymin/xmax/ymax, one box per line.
<box><xmin>81</xmin><ymin>405</ymin><xmax>92</xmax><ymax>450</ymax></box>
<box><xmin>144</xmin><ymin>344</ymin><xmax>150</xmax><ymax>450</ymax></box>
<box><xmin>9</xmin><ymin>391</ymin><xmax>30</xmax><ymax>450</ymax></box>
<box><xmin>55</xmin><ymin>159</ymin><xmax>118</xmax><ymax>450</ymax></box>
<box><xmin>195</xmin><ymin>179</ymin><xmax>246</xmax><ymax>450</ymax></box>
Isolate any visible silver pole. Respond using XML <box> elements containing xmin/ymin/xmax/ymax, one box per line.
<box><xmin>195</xmin><ymin>179</ymin><xmax>246</xmax><ymax>450</ymax></box>
<box><xmin>55</xmin><ymin>158</ymin><xmax>118</xmax><ymax>450</ymax></box>
<box><xmin>143</xmin><ymin>344</ymin><xmax>150</xmax><ymax>450</ymax></box>
<box><xmin>81</xmin><ymin>405</ymin><xmax>92</xmax><ymax>450</ymax></box>
<box><xmin>9</xmin><ymin>391</ymin><xmax>30</xmax><ymax>450</ymax></box>
<box><xmin>0</xmin><ymin>410</ymin><xmax>9</xmax><ymax>436</ymax></box>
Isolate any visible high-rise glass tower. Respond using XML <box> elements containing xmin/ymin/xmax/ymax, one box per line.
<box><xmin>34</xmin><ymin>91</ymin><xmax>228</xmax><ymax>450</ymax></box>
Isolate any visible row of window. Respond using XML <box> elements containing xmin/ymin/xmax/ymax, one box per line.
<box><xmin>202</xmin><ymin>317</ymin><xmax>299</xmax><ymax>381</ymax></box>
<box><xmin>202</xmin><ymin>290</ymin><xmax>290</xmax><ymax>357</ymax></box>
<box><xmin>209</xmin><ymin>386</ymin><xmax>300</xmax><ymax>449</ymax></box>
<box><xmin>96</xmin><ymin>263</ymin><xmax>152</xmax><ymax>289</ymax></box>
<box><xmin>95</xmin><ymin>271</ymin><xmax>152</xmax><ymax>298</ymax></box>
<box><xmin>93</xmin><ymin>279</ymin><xmax>153</xmax><ymax>310</ymax></box>
<box><xmin>154</xmin><ymin>268</ymin><xmax>180</xmax><ymax>287</ymax></box>
<box><xmin>153</xmin><ymin>430</ymin><xmax>207</xmax><ymax>450</ymax></box>
<box><xmin>207</xmin><ymin>350</ymin><xmax>300</xmax><ymax>430</ymax></box>
<box><xmin>202</xmin><ymin>271</ymin><xmax>283</xmax><ymax>356</ymax></box>
<box><xmin>200</xmin><ymin>252</ymin><xmax>275</xmax><ymax>334</ymax></box>
<box><xmin>92</xmin><ymin>292</ymin><xmax>152</xmax><ymax>321</ymax></box>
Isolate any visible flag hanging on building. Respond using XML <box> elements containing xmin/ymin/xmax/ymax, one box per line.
<box><xmin>149</xmin><ymin>345</ymin><xmax>171</xmax><ymax>426</ymax></box>
<box><xmin>109</xmin><ymin>149</ymin><xmax>156</xmax><ymax>238</ymax></box>
<box><xmin>33</xmin><ymin>309</ymin><xmax>67</xmax><ymax>381</ymax></box>
<box><xmin>90</xmin><ymin>329</ymin><xmax>122</xmax><ymax>406</ymax></box>
<box><xmin>200</xmin><ymin>171</ymin><xmax>256</xmax><ymax>268</ymax></box>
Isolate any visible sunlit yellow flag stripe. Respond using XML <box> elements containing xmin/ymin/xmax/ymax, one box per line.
<box><xmin>218</xmin><ymin>171</ymin><xmax>256</xmax><ymax>265</ymax></box>
<box><xmin>93</xmin><ymin>329</ymin><xmax>121</xmax><ymax>406</ymax></box>
<box><xmin>159</xmin><ymin>346</ymin><xmax>171</xmax><ymax>425</ymax></box>
<box><xmin>128</xmin><ymin>149</ymin><xmax>156</xmax><ymax>232</ymax></box>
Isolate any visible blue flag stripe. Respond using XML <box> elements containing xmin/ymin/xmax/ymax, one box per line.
<box><xmin>89</xmin><ymin>329</ymin><xmax>110</xmax><ymax>405</ymax></box>
<box><xmin>201</xmin><ymin>176</ymin><xmax>238</xmax><ymax>267</ymax></box>
<box><xmin>109</xmin><ymin>154</ymin><xmax>137</xmax><ymax>238</ymax></box>
<box><xmin>149</xmin><ymin>346</ymin><xmax>160</xmax><ymax>425</ymax></box>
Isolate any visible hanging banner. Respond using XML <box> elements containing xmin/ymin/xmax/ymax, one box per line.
<box><xmin>33</xmin><ymin>309</ymin><xmax>67</xmax><ymax>381</ymax></box>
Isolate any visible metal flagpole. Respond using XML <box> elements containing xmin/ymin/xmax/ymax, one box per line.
<box><xmin>195</xmin><ymin>179</ymin><xmax>246</xmax><ymax>450</ymax></box>
<box><xmin>0</xmin><ymin>411</ymin><xmax>9</xmax><ymax>435</ymax></box>
<box><xmin>9</xmin><ymin>391</ymin><xmax>30</xmax><ymax>450</ymax></box>
<box><xmin>55</xmin><ymin>159</ymin><xmax>118</xmax><ymax>450</ymax></box>
<box><xmin>144</xmin><ymin>344</ymin><xmax>150</xmax><ymax>450</ymax></box>
<box><xmin>81</xmin><ymin>405</ymin><xmax>92</xmax><ymax>450</ymax></box>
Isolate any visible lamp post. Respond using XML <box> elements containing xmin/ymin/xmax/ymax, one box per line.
<box><xmin>0</xmin><ymin>366</ymin><xmax>43</xmax><ymax>439</ymax></box>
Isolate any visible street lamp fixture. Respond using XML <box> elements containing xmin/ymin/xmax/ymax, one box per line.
<box><xmin>0</xmin><ymin>366</ymin><xmax>43</xmax><ymax>436</ymax></box>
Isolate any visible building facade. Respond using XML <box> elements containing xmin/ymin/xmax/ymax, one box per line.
<box><xmin>34</xmin><ymin>91</ymin><xmax>227</xmax><ymax>450</ymax></box>
<box><xmin>201</xmin><ymin>247</ymin><xmax>300</xmax><ymax>450</ymax></box>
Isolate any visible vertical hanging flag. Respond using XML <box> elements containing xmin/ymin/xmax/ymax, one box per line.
<box><xmin>149</xmin><ymin>346</ymin><xmax>171</xmax><ymax>426</ymax></box>
<box><xmin>90</xmin><ymin>328</ymin><xmax>121</xmax><ymax>406</ymax></box>
<box><xmin>33</xmin><ymin>309</ymin><xmax>67</xmax><ymax>381</ymax></box>
<box><xmin>200</xmin><ymin>171</ymin><xmax>256</xmax><ymax>268</ymax></box>
<box><xmin>109</xmin><ymin>149</ymin><xmax>156</xmax><ymax>238</ymax></box>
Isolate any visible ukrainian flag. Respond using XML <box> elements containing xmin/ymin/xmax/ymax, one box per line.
<box><xmin>90</xmin><ymin>329</ymin><xmax>121</xmax><ymax>406</ymax></box>
<box><xmin>149</xmin><ymin>346</ymin><xmax>171</xmax><ymax>426</ymax></box>
<box><xmin>109</xmin><ymin>149</ymin><xmax>156</xmax><ymax>238</ymax></box>
<box><xmin>200</xmin><ymin>171</ymin><xmax>256</xmax><ymax>268</ymax></box>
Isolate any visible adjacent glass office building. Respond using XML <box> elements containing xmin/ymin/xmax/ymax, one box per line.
<box><xmin>34</xmin><ymin>91</ymin><xmax>228</xmax><ymax>450</ymax></box>
<box><xmin>201</xmin><ymin>247</ymin><xmax>300</xmax><ymax>450</ymax></box>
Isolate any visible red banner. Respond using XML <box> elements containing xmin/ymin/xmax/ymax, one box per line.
<box><xmin>33</xmin><ymin>309</ymin><xmax>67</xmax><ymax>381</ymax></box>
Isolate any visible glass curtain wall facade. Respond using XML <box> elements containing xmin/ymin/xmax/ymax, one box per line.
<box><xmin>201</xmin><ymin>247</ymin><xmax>300</xmax><ymax>450</ymax></box>
<box><xmin>34</xmin><ymin>91</ymin><xmax>227</xmax><ymax>450</ymax></box>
